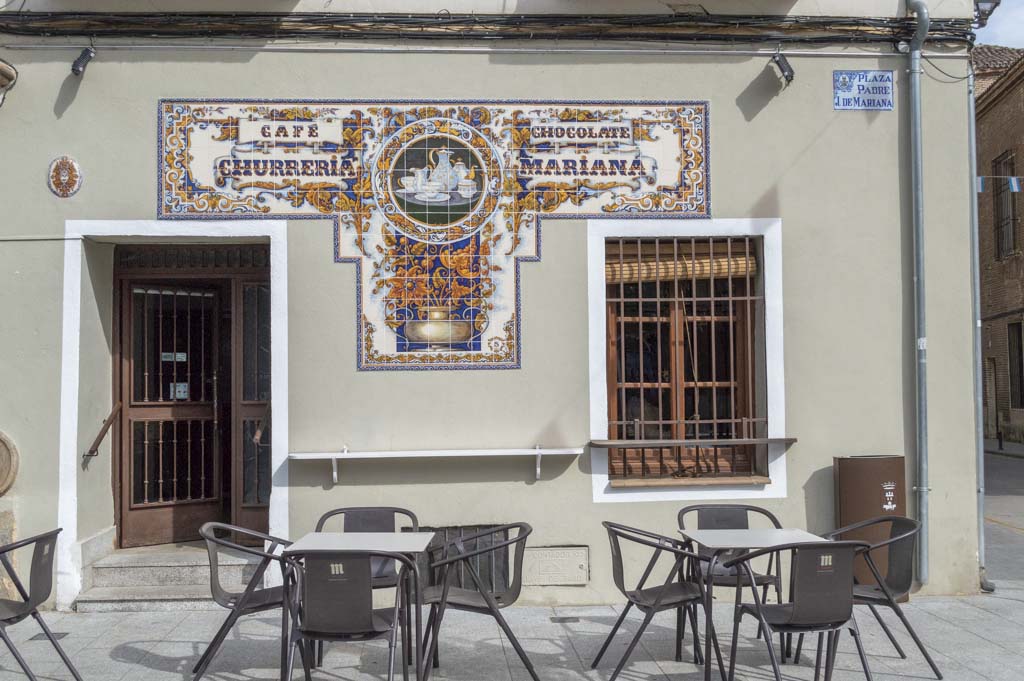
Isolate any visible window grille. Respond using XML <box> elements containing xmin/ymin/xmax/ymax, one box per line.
<box><xmin>993</xmin><ymin>151</ymin><xmax>1017</xmax><ymax>259</ymax></box>
<box><xmin>605</xmin><ymin>237</ymin><xmax>767</xmax><ymax>485</ymax></box>
<box><xmin>1010</xmin><ymin>322</ymin><xmax>1024</xmax><ymax>409</ymax></box>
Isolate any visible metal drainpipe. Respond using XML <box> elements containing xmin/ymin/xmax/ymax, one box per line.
<box><xmin>907</xmin><ymin>0</ymin><xmax>930</xmax><ymax>586</ymax></box>
<box><xmin>967</xmin><ymin>65</ymin><xmax>997</xmax><ymax>593</ymax></box>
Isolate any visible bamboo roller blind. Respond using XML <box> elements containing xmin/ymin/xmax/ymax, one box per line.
<box><xmin>605</xmin><ymin>254</ymin><xmax>757</xmax><ymax>284</ymax></box>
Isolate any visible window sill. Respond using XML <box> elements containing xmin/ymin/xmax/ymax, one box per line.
<box><xmin>609</xmin><ymin>475</ymin><xmax>772</xmax><ymax>489</ymax></box>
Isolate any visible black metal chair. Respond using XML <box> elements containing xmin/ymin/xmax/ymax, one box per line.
<box><xmin>591</xmin><ymin>522</ymin><xmax>726</xmax><ymax>681</ymax></box>
<box><xmin>421</xmin><ymin>522</ymin><xmax>536</xmax><ymax>681</ymax></box>
<box><xmin>283</xmin><ymin>549</ymin><xmax>418</xmax><ymax>681</ymax></box>
<box><xmin>0</xmin><ymin>529</ymin><xmax>83</xmax><ymax>681</ymax></box>
<box><xmin>824</xmin><ymin>515</ymin><xmax>942</xmax><ymax>680</ymax></box>
<box><xmin>724</xmin><ymin>540</ymin><xmax>873</xmax><ymax>681</ymax></box>
<box><xmin>679</xmin><ymin>504</ymin><xmax>788</xmax><ymax>657</ymax></box>
<box><xmin>314</xmin><ymin>507</ymin><xmax>419</xmax><ymax>666</ymax></box>
<box><xmin>194</xmin><ymin>522</ymin><xmax>291</xmax><ymax>681</ymax></box>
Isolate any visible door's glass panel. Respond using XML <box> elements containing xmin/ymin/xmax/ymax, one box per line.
<box><xmin>242</xmin><ymin>284</ymin><xmax>271</xmax><ymax>402</ymax></box>
<box><xmin>242</xmin><ymin>419</ymin><xmax>271</xmax><ymax>506</ymax></box>
<box><xmin>132</xmin><ymin>418</ymin><xmax>217</xmax><ymax>506</ymax></box>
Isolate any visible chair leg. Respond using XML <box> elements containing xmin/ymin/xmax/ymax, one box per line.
<box><xmin>824</xmin><ymin>630</ymin><xmax>840</xmax><ymax>681</ymax></box>
<box><xmin>387</xmin><ymin>624</ymin><xmax>398</xmax><ymax>681</ymax></box>
<box><xmin>192</xmin><ymin>607</ymin><xmax>243</xmax><ymax>678</ymax></box>
<box><xmin>609</xmin><ymin>610</ymin><xmax>655</xmax><ymax>681</ymax></box>
<box><xmin>688</xmin><ymin>604</ymin><xmax>704</xmax><ymax>665</ymax></box>
<box><xmin>591</xmin><ymin>601</ymin><xmax>631</xmax><ymax>668</ymax></box>
<box><xmin>867</xmin><ymin>603</ymin><xmax>906</xmax><ymax>658</ymax></box>
<box><xmin>794</xmin><ymin>633</ymin><xmax>804</xmax><ymax>664</ymax></box>
<box><xmin>675</xmin><ymin>607</ymin><xmax>683</xmax><ymax>662</ymax></box>
<box><xmin>0</xmin><ymin>626</ymin><xmax>37</xmax><ymax>681</ymax></box>
<box><xmin>297</xmin><ymin>640</ymin><xmax>313</xmax><ymax>681</ymax></box>
<box><xmin>707</xmin><ymin>622</ymin><xmax>728</xmax><ymax>681</ymax></box>
<box><xmin>813</xmin><ymin>632</ymin><xmax>825</xmax><ymax>681</ymax></box>
<box><xmin>490</xmin><ymin>605</ymin><xmax>541</xmax><ymax>681</ymax></box>
<box><xmin>888</xmin><ymin>601</ymin><xmax>943</xmax><ymax>679</ymax></box>
<box><xmin>30</xmin><ymin>611</ymin><xmax>83</xmax><ymax>681</ymax></box>
<box><xmin>849</xmin><ymin>619</ymin><xmax>874</xmax><ymax>681</ymax></box>
<box><xmin>757</xmin><ymin>617</ymin><xmax>783</xmax><ymax>681</ymax></box>
<box><xmin>727</xmin><ymin>610</ymin><xmax>742</xmax><ymax>681</ymax></box>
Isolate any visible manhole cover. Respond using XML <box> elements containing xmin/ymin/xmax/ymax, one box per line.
<box><xmin>550</xmin><ymin>616</ymin><xmax>580</xmax><ymax>623</ymax></box>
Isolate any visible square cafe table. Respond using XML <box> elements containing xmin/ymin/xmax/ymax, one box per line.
<box><xmin>283</xmin><ymin>531</ymin><xmax>438</xmax><ymax>681</ymax></box>
<box><xmin>679</xmin><ymin>528</ymin><xmax>823</xmax><ymax>681</ymax></box>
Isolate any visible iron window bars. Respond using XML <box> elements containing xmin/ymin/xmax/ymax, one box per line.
<box><xmin>993</xmin><ymin>151</ymin><xmax>1017</xmax><ymax>259</ymax></box>
<box><xmin>605</xmin><ymin>237</ymin><xmax>767</xmax><ymax>485</ymax></box>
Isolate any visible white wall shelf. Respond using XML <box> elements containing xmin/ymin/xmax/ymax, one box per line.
<box><xmin>289</xmin><ymin>446</ymin><xmax>584</xmax><ymax>483</ymax></box>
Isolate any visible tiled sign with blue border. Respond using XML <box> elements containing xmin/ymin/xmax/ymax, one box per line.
<box><xmin>833</xmin><ymin>70</ymin><xmax>895</xmax><ymax>111</ymax></box>
<box><xmin>158</xmin><ymin>99</ymin><xmax>710</xmax><ymax>370</ymax></box>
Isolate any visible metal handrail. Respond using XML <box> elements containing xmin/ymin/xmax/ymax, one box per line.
<box><xmin>83</xmin><ymin>401</ymin><xmax>121</xmax><ymax>458</ymax></box>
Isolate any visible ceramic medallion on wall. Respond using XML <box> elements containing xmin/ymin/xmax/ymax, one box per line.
<box><xmin>158</xmin><ymin>100</ymin><xmax>710</xmax><ymax>370</ymax></box>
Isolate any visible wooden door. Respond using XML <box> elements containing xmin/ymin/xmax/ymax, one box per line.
<box><xmin>231</xmin><ymin>281</ymin><xmax>272</xmax><ymax>534</ymax></box>
<box><xmin>119</xmin><ymin>284</ymin><xmax>224</xmax><ymax>547</ymax></box>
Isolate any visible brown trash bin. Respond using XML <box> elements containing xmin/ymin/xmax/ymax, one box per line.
<box><xmin>833</xmin><ymin>454</ymin><xmax>906</xmax><ymax>587</ymax></box>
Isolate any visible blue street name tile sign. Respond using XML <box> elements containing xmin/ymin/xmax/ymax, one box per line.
<box><xmin>833</xmin><ymin>70</ymin><xmax>895</xmax><ymax>111</ymax></box>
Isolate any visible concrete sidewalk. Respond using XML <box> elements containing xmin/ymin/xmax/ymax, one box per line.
<box><xmin>2</xmin><ymin>588</ymin><xmax>1024</xmax><ymax>681</ymax></box>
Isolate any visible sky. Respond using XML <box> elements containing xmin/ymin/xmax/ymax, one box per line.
<box><xmin>976</xmin><ymin>0</ymin><xmax>1024</xmax><ymax>47</ymax></box>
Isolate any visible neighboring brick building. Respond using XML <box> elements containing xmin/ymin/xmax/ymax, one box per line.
<box><xmin>978</xmin><ymin>46</ymin><xmax>1024</xmax><ymax>440</ymax></box>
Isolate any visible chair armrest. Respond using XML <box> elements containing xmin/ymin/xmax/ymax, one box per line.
<box><xmin>0</xmin><ymin>529</ymin><xmax>61</xmax><ymax>556</ymax></box>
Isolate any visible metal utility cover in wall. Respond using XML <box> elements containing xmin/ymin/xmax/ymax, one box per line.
<box><xmin>523</xmin><ymin>546</ymin><xmax>589</xmax><ymax>586</ymax></box>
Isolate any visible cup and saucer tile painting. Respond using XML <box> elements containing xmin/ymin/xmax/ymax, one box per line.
<box><xmin>158</xmin><ymin>100</ymin><xmax>710</xmax><ymax>370</ymax></box>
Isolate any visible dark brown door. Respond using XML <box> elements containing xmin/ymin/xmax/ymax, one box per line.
<box><xmin>231</xmin><ymin>281</ymin><xmax>272</xmax><ymax>534</ymax></box>
<box><xmin>119</xmin><ymin>284</ymin><xmax>224</xmax><ymax>547</ymax></box>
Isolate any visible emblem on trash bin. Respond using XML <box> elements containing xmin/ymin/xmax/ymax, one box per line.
<box><xmin>881</xmin><ymin>481</ymin><xmax>897</xmax><ymax>512</ymax></box>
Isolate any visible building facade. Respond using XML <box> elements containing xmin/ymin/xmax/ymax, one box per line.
<box><xmin>0</xmin><ymin>1</ymin><xmax>982</xmax><ymax>609</ymax></box>
<box><xmin>978</xmin><ymin>48</ymin><xmax>1024</xmax><ymax>442</ymax></box>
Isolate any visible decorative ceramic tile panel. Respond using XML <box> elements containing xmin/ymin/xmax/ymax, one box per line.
<box><xmin>158</xmin><ymin>100</ymin><xmax>710</xmax><ymax>370</ymax></box>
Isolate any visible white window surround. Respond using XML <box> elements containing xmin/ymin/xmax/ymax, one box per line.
<box><xmin>57</xmin><ymin>220</ymin><xmax>289</xmax><ymax>608</ymax></box>
<box><xmin>587</xmin><ymin>218</ymin><xmax>787</xmax><ymax>504</ymax></box>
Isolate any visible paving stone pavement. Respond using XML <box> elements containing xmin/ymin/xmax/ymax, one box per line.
<box><xmin>1</xmin><ymin>587</ymin><xmax>1023</xmax><ymax>681</ymax></box>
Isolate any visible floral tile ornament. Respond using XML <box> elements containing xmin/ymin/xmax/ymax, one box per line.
<box><xmin>158</xmin><ymin>100</ymin><xmax>710</xmax><ymax>370</ymax></box>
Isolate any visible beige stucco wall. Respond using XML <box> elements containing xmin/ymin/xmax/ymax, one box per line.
<box><xmin>0</xmin><ymin>45</ymin><xmax>978</xmax><ymax>600</ymax></box>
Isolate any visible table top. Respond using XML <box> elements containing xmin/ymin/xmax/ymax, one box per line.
<box><xmin>284</xmin><ymin>531</ymin><xmax>436</xmax><ymax>555</ymax></box>
<box><xmin>679</xmin><ymin>528</ymin><xmax>823</xmax><ymax>551</ymax></box>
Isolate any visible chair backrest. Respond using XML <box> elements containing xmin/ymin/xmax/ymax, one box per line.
<box><xmin>784</xmin><ymin>541</ymin><xmax>865</xmax><ymax>627</ymax></box>
<box><xmin>0</xmin><ymin>529</ymin><xmax>62</xmax><ymax>619</ymax></box>
<box><xmin>842</xmin><ymin>516</ymin><xmax>918</xmax><ymax>595</ymax></box>
<box><xmin>294</xmin><ymin>550</ymin><xmax>413</xmax><ymax>636</ymax></box>
<box><xmin>315</xmin><ymin>507</ymin><xmax>419</xmax><ymax>533</ymax></box>
<box><xmin>431</xmin><ymin>523</ymin><xmax>531</xmax><ymax>605</ymax></box>
<box><xmin>603</xmin><ymin>521</ymin><xmax>697</xmax><ymax>604</ymax></box>
<box><xmin>315</xmin><ymin>507</ymin><xmax>418</xmax><ymax>582</ymax></box>
<box><xmin>678</xmin><ymin>504</ymin><xmax>782</xmax><ymax>531</ymax></box>
<box><xmin>199</xmin><ymin>522</ymin><xmax>288</xmax><ymax>608</ymax></box>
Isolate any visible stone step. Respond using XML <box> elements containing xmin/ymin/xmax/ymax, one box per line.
<box><xmin>73</xmin><ymin>585</ymin><xmax>223</xmax><ymax>612</ymax></box>
<box><xmin>89</xmin><ymin>542</ymin><xmax>259</xmax><ymax>588</ymax></box>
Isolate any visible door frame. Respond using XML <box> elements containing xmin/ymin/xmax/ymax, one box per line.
<box><xmin>58</xmin><ymin>220</ymin><xmax>289</xmax><ymax>609</ymax></box>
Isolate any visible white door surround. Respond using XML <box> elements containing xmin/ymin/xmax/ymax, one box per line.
<box><xmin>58</xmin><ymin>220</ymin><xmax>290</xmax><ymax>609</ymax></box>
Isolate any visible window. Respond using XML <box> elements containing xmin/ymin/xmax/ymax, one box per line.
<box><xmin>994</xmin><ymin>151</ymin><xmax>1017</xmax><ymax>258</ymax></box>
<box><xmin>604</xmin><ymin>237</ymin><xmax>767</xmax><ymax>486</ymax></box>
<box><xmin>1009</xmin><ymin>322</ymin><xmax>1024</xmax><ymax>409</ymax></box>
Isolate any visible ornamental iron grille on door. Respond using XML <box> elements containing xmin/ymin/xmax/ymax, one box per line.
<box><xmin>605</xmin><ymin>237</ymin><xmax>767</xmax><ymax>486</ymax></box>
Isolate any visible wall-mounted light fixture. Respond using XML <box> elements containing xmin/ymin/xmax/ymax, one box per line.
<box><xmin>772</xmin><ymin>52</ymin><xmax>795</xmax><ymax>86</ymax></box>
<box><xmin>71</xmin><ymin>47</ymin><xmax>95</xmax><ymax>77</ymax></box>
<box><xmin>0</xmin><ymin>58</ymin><xmax>17</xmax><ymax>109</ymax></box>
